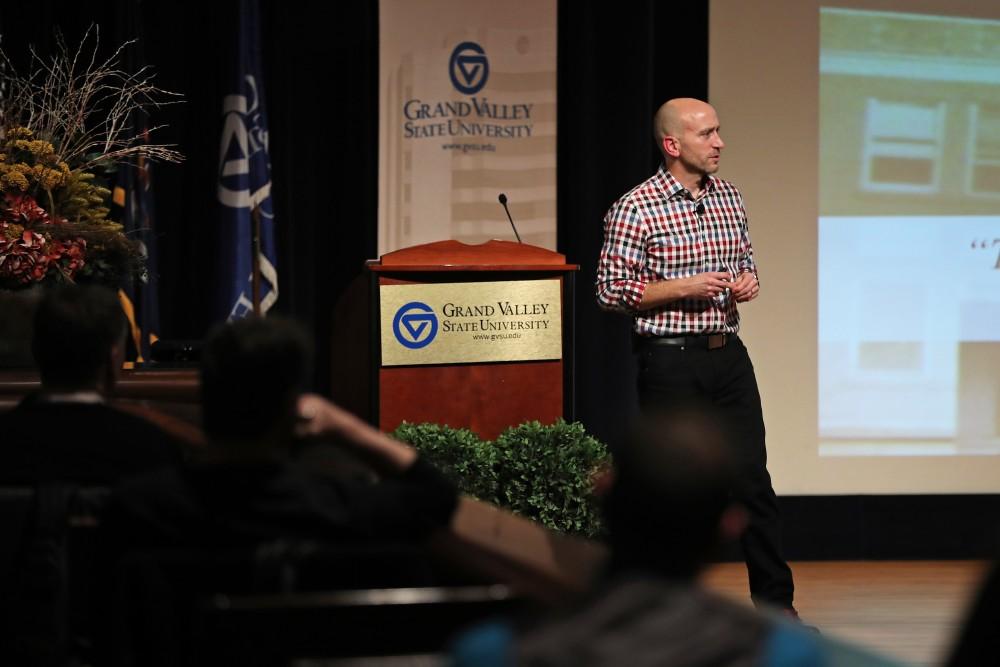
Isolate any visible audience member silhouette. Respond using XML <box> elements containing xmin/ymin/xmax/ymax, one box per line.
<box><xmin>103</xmin><ymin>314</ymin><xmax>457</xmax><ymax>551</ymax></box>
<box><xmin>453</xmin><ymin>406</ymin><xmax>905</xmax><ymax>666</ymax></box>
<box><xmin>945</xmin><ymin>560</ymin><xmax>1000</xmax><ymax>667</ymax></box>
<box><xmin>0</xmin><ymin>286</ymin><xmax>184</xmax><ymax>665</ymax></box>
<box><xmin>95</xmin><ymin>316</ymin><xmax>459</xmax><ymax>665</ymax></box>
<box><xmin>0</xmin><ymin>284</ymin><xmax>181</xmax><ymax>484</ymax></box>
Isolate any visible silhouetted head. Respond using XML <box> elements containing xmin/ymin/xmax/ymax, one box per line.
<box><xmin>200</xmin><ymin>316</ymin><xmax>312</xmax><ymax>447</ymax></box>
<box><xmin>604</xmin><ymin>404</ymin><xmax>743</xmax><ymax>579</ymax></box>
<box><xmin>32</xmin><ymin>285</ymin><xmax>128</xmax><ymax>394</ymax></box>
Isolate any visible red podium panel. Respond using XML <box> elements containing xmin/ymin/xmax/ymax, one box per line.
<box><xmin>368</xmin><ymin>240</ymin><xmax>577</xmax><ymax>440</ymax></box>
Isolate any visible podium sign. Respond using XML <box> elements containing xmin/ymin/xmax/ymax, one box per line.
<box><xmin>333</xmin><ymin>239</ymin><xmax>578</xmax><ymax>439</ymax></box>
<box><xmin>379</xmin><ymin>279</ymin><xmax>561</xmax><ymax>366</ymax></box>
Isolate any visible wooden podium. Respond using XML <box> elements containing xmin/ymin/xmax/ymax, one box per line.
<box><xmin>357</xmin><ymin>240</ymin><xmax>577</xmax><ymax>440</ymax></box>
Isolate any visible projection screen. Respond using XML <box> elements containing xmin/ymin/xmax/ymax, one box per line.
<box><xmin>709</xmin><ymin>0</ymin><xmax>1000</xmax><ymax>493</ymax></box>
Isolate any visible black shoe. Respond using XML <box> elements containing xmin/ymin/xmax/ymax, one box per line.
<box><xmin>783</xmin><ymin>607</ymin><xmax>820</xmax><ymax>633</ymax></box>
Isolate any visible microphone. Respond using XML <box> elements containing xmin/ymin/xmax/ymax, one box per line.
<box><xmin>695</xmin><ymin>203</ymin><xmax>705</xmax><ymax>216</ymax></box>
<box><xmin>498</xmin><ymin>193</ymin><xmax>523</xmax><ymax>243</ymax></box>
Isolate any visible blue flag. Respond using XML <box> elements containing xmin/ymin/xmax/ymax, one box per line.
<box><xmin>217</xmin><ymin>0</ymin><xmax>278</xmax><ymax>320</ymax></box>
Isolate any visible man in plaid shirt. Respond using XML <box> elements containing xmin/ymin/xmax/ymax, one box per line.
<box><xmin>596</xmin><ymin>98</ymin><xmax>798</xmax><ymax>616</ymax></box>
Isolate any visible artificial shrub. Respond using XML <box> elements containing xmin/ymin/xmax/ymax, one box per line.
<box><xmin>393</xmin><ymin>419</ymin><xmax>610</xmax><ymax>538</ymax></box>
<box><xmin>391</xmin><ymin>422</ymin><xmax>499</xmax><ymax>502</ymax></box>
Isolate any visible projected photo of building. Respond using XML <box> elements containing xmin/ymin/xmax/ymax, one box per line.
<box><xmin>818</xmin><ymin>8</ymin><xmax>1000</xmax><ymax>456</ymax></box>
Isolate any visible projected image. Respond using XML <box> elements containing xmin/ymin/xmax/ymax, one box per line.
<box><xmin>819</xmin><ymin>8</ymin><xmax>1000</xmax><ymax>456</ymax></box>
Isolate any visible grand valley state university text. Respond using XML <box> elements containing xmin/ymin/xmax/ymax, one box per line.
<box><xmin>402</xmin><ymin>98</ymin><xmax>533</xmax><ymax>139</ymax></box>
<box><xmin>440</xmin><ymin>300</ymin><xmax>552</xmax><ymax>334</ymax></box>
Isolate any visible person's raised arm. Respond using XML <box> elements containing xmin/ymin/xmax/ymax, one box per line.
<box><xmin>295</xmin><ymin>393</ymin><xmax>417</xmax><ymax>473</ymax></box>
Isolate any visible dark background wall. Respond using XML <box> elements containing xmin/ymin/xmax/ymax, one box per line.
<box><xmin>558</xmin><ymin>2</ymin><xmax>708</xmax><ymax>450</ymax></box>
<box><xmin>3</xmin><ymin>1</ymin><xmax>997</xmax><ymax>559</ymax></box>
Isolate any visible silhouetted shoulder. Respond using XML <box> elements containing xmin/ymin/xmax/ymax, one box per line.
<box><xmin>0</xmin><ymin>401</ymin><xmax>181</xmax><ymax>484</ymax></box>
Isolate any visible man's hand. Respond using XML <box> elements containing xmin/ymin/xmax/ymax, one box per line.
<box><xmin>296</xmin><ymin>393</ymin><xmax>417</xmax><ymax>472</ymax></box>
<box><xmin>296</xmin><ymin>393</ymin><xmax>357</xmax><ymax>438</ymax></box>
<box><xmin>639</xmin><ymin>271</ymin><xmax>732</xmax><ymax>310</ymax></box>
<box><xmin>731</xmin><ymin>271</ymin><xmax>759</xmax><ymax>302</ymax></box>
<box><xmin>684</xmin><ymin>271</ymin><xmax>732</xmax><ymax>299</ymax></box>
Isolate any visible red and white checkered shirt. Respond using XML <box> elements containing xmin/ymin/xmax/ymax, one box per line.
<box><xmin>595</xmin><ymin>165</ymin><xmax>758</xmax><ymax>336</ymax></box>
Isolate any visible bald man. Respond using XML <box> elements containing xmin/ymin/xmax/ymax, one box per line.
<box><xmin>596</xmin><ymin>98</ymin><xmax>798</xmax><ymax>615</ymax></box>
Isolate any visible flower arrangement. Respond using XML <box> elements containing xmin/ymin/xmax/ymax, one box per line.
<box><xmin>0</xmin><ymin>28</ymin><xmax>181</xmax><ymax>289</ymax></box>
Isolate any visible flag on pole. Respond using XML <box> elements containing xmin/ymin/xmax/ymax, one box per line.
<box><xmin>114</xmin><ymin>131</ymin><xmax>160</xmax><ymax>363</ymax></box>
<box><xmin>217</xmin><ymin>0</ymin><xmax>278</xmax><ymax>320</ymax></box>
<box><xmin>113</xmin><ymin>1</ymin><xmax>160</xmax><ymax>363</ymax></box>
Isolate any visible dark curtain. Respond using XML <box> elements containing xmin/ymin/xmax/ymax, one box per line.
<box><xmin>0</xmin><ymin>0</ymin><xmax>380</xmax><ymax>394</ymax></box>
<box><xmin>557</xmin><ymin>1</ymin><xmax>708</xmax><ymax>449</ymax></box>
<box><xmin>261</xmin><ymin>2</ymin><xmax>380</xmax><ymax>394</ymax></box>
<box><xmin>135</xmin><ymin>0</ymin><xmax>380</xmax><ymax>396</ymax></box>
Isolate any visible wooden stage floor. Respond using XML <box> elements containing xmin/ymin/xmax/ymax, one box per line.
<box><xmin>702</xmin><ymin>560</ymin><xmax>990</xmax><ymax>666</ymax></box>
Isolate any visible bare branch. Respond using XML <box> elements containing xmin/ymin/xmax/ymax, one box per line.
<box><xmin>0</xmin><ymin>24</ymin><xmax>184</xmax><ymax>166</ymax></box>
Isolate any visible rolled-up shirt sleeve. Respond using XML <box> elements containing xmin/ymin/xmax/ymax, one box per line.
<box><xmin>595</xmin><ymin>200</ymin><xmax>647</xmax><ymax>312</ymax></box>
<box><xmin>735</xmin><ymin>197</ymin><xmax>758</xmax><ymax>283</ymax></box>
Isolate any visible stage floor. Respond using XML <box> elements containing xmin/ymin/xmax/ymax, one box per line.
<box><xmin>702</xmin><ymin>560</ymin><xmax>990</xmax><ymax>666</ymax></box>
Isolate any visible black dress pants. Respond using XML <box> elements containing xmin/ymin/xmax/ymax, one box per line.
<box><xmin>636</xmin><ymin>334</ymin><xmax>794</xmax><ymax>608</ymax></box>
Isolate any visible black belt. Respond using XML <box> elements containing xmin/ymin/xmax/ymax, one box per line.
<box><xmin>635</xmin><ymin>333</ymin><xmax>731</xmax><ymax>350</ymax></box>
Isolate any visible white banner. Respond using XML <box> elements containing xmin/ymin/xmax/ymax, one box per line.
<box><xmin>378</xmin><ymin>0</ymin><xmax>557</xmax><ymax>254</ymax></box>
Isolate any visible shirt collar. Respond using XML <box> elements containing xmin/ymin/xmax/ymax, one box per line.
<box><xmin>656</xmin><ymin>164</ymin><xmax>717</xmax><ymax>201</ymax></box>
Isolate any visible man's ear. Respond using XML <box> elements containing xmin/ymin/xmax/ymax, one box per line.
<box><xmin>662</xmin><ymin>135</ymin><xmax>680</xmax><ymax>158</ymax></box>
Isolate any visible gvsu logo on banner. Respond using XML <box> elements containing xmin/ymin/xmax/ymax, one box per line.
<box><xmin>392</xmin><ymin>302</ymin><xmax>439</xmax><ymax>349</ymax></box>
<box><xmin>217</xmin><ymin>73</ymin><xmax>279</xmax><ymax>320</ymax></box>
<box><xmin>449</xmin><ymin>42</ymin><xmax>489</xmax><ymax>95</ymax></box>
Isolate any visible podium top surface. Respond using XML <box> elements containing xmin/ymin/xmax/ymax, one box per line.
<box><xmin>370</xmin><ymin>240</ymin><xmax>578</xmax><ymax>272</ymax></box>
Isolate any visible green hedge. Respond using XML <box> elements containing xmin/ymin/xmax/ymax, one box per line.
<box><xmin>393</xmin><ymin>419</ymin><xmax>610</xmax><ymax>538</ymax></box>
